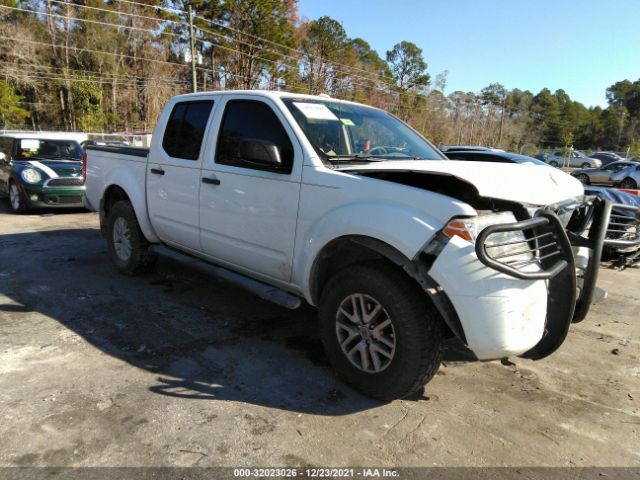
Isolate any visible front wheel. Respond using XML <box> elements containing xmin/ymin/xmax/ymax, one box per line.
<box><xmin>106</xmin><ymin>200</ymin><xmax>157</xmax><ymax>275</ymax></box>
<box><xmin>9</xmin><ymin>181</ymin><xmax>28</xmax><ymax>214</ymax></box>
<box><xmin>318</xmin><ymin>262</ymin><xmax>444</xmax><ymax>401</ymax></box>
<box><xmin>620</xmin><ymin>177</ymin><xmax>638</xmax><ymax>190</ymax></box>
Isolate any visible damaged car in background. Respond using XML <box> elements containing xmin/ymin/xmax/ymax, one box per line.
<box><xmin>83</xmin><ymin>91</ymin><xmax>638</xmax><ymax>400</ymax></box>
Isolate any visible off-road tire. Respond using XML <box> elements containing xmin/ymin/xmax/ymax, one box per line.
<box><xmin>620</xmin><ymin>177</ymin><xmax>638</xmax><ymax>190</ymax></box>
<box><xmin>106</xmin><ymin>200</ymin><xmax>157</xmax><ymax>275</ymax></box>
<box><xmin>8</xmin><ymin>180</ymin><xmax>28</xmax><ymax>214</ymax></box>
<box><xmin>318</xmin><ymin>261</ymin><xmax>444</xmax><ymax>401</ymax></box>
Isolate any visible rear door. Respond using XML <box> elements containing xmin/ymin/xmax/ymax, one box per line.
<box><xmin>146</xmin><ymin>99</ymin><xmax>215</xmax><ymax>252</ymax></box>
<box><xmin>199</xmin><ymin>95</ymin><xmax>302</xmax><ymax>282</ymax></box>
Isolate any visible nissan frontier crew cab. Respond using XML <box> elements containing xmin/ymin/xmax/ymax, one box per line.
<box><xmin>83</xmin><ymin>90</ymin><xmax>617</xmax><ymax>401</ymax></box>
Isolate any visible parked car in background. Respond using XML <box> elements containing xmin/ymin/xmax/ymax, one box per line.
<box><xmin>445</xmin><ymin>150</ymin><xmax>550</xmax><ymax>166</ymax></box>
<box><xmin>440</xmin><ymin>145</ymin><xmax>504</xmax><ymax>153</ymax></box>
<box><xmin>85</xmin><ymin>90</ymin><xmax>613</xmax><ymax>400</ymax></box>
<box><xmin>610</xmin><ymin>163</ymin><xmax>640</xmax><ymax>189</ymax></box>
<box><xmin>0</xmin><ymin>133</ymin><xmax>85</xmax><ymax>213</ymax></box>
<box><xmin>546</xmin><ymin>149</ymin><xmax>601</xmax><ymax>168</ymax></box>
<box><xmin>589</xmin><ymin>151</ymin><xmax>626</xmax><ymax>166</ymax></box>
<box><xmin>584</xmin><ymin>186</ymin><xmax>640</xmax><ymax>268</ymax></box>
<box><xmin>571</xmin><ymin>160</ymin><xmax>639</xmax><ymax>185</ymax></box>
<box><xmin>81</xmin><ymin>139</ymin><xmax>130</xmax><ymax>150</ymax></box>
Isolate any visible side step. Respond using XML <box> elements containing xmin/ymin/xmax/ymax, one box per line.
<box><xmin>151</xmin><ymin>245</ymin><xmax>302</xmax><ymax>310</ymax></box>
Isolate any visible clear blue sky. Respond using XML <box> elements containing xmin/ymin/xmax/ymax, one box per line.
<box><xmin>297</xmin><ymin>0</ymin><xmax>640</xmax><ymax>108</ymax></box>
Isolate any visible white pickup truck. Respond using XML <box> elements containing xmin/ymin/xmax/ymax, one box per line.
<box><xmin>83</xmin><ymin>90</ymin><xmax>615</xmax><ymax>400</ymax></box>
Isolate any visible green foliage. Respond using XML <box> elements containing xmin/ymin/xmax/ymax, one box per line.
<box><xmin>72</xmin><ymin>80</ymin><xmax>107</xmax><ymax>132</ymax></box>
<box><xmin>0</xmin><ymin>0</ymin><xmax>636</xmax><ymax>153</ymax></box>
<box><xmin>0</xmin><ymin>80</ymin><xmax>29</xmax><ymax>128</ymax></box>
<box><xmin>386</xmin><ymin>41</ymin><xmax>429</xmax><ymax>90</ymax></box>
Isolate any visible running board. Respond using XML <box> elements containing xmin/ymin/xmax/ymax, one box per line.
<box><xmin>151</xmin><ymin>245</ymin><xmax>302</xmax><ymax>310</ymax></box>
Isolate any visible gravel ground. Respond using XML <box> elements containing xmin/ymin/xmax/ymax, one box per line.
<box><xmin>0</xmin><ymin>200</ymin><xmax>638</xmax><ymax>468</ymax></box>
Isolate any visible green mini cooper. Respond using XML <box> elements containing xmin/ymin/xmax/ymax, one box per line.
<box><xmin>0</xmin><ymin>134</ymin><xmax>85</xmax><ymax>213</ymax></box>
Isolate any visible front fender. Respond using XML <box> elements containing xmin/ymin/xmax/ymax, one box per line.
<box><xmin>102</xmin><ymin>165</ymin><xmax>160</xmax><ymax>244</ymax></box>
<box><xmin>294</xmin><ymin>201</ymin><xmax>459</xmax><ymax>302</ymax></box>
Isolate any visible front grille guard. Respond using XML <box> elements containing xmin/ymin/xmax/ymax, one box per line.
<box><xmin>475</xmin><ymin>197</ymin><xmax>612</xmax><ymax>328</ymax></box>
<box><xmin>475</xmin><ymin>213</ymin><xmax>572</xmax><ymax>281</ymax></box>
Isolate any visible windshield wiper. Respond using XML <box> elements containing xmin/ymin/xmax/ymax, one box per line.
<box><xmin>325</xmin><ymin>154</ymin><xmax>386</xmax><ymax>163</ymax></box>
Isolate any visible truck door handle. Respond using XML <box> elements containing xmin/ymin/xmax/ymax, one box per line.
<box><xmin>202</xmin><ymin>177</ymin><xmax>221</xmax><ymax>185</ymax></box>
<box><xmin>150</xmin><ymin>168</ymin><xmax>165</xmax><ymax>175</ymax></box>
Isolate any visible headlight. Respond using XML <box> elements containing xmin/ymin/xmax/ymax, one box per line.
<box><xmin>443</xmin><ymin>212</ymin><xmax>517</xmax><ymax>242</ymax></box>
<box><xmin>443</xmin><ymin>212</ymin><xmax>534</xmax><ymax>263</ymax></box>
<box><xmin>21</xmin><ymin>168</ymin><xmax>42</xmax><ymax>184</ymax></box>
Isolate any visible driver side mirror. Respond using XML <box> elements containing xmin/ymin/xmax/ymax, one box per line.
<box><xmin>239</xmin><ymin>139</ymin><xmax>285</xmax><ymax>168</ymax></box>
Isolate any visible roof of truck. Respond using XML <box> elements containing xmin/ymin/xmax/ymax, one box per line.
<box><xmin>171</xmin><ymin>90</ymin><xmax>370</xmax><ymax>107</ymax></box>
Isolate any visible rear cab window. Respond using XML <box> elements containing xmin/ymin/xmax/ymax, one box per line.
<box><xmin>162</xmin><ymin>100</ymin><xmax>214</xmax><ymax>160</ymax></box>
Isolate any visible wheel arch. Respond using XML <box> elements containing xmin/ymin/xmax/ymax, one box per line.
<box><xmin>308</xmin><ymin>235</ymin><xmax>467</xmax><ymax>344</ymax></box>
<box><xmin>100</xmin><ymin>182</ymin><xmax>159</xmax><ymax>243</ymax></box>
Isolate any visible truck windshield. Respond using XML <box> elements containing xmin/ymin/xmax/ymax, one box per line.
<box><xmin>15</xmin><ymin>139</ymin><xmax>83</xmax><ymax>161</ymax></box>
<box><xmin>282</xmin><ymin>98</ymin><xmax>446</xmax><ymax>163</ymax></box>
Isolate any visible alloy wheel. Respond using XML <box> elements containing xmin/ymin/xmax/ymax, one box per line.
<box><xmin>335</xmin><ymin>293</ymin><xmax>396</xmax><ymax>373</ymax></box>
<box><xmin>113</xmin><ymin>217</ymin><xmax>133</xmax><ymax>262</ymax></box>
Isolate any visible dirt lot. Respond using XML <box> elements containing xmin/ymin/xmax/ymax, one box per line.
<box><xmin>0</xmin><ymin>200</ymin><xmax>639</xmax><ymax>468</ymax></box>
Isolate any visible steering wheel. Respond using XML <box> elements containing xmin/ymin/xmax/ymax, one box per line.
<box><xmin>367</xmin><ymin>146</ymin><xmax>388</xmax><ymax>156</ymax></box>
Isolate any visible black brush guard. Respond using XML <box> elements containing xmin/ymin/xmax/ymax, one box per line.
<box><xmin>474</xmin><ymin>198</ymin><xmax>613</xmax><ymax>360</ymax></box>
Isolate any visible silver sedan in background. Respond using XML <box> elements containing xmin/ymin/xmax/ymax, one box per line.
<box><xmin>572</xmin><ymin>161</ymin><xmax>639</xmax><ymax>186</ymax></box>
<box><xmin>545</xmin><ymin>149</ymin><xmax>602</xmax><ymax>168</ymax></box>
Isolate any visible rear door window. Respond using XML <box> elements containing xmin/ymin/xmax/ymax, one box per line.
<box><xmin>162</xmin><ymin>101</ymin><xmax>214</xmax><ymax>160</ymax></box>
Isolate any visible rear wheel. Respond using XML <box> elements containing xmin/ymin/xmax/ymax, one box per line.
<box><xmin>576</xmin><ymin>173</ymin><xmax>590</xmax><ymax>184</ymax></box>
<box><xmin>620</xmin><ymin>177</ymin><xmax>638</xmax><ymax>190</ymax></box>
<box><xmin>106</xmin><ymin>200</ymin><xmax>157</xmax><ymax>275</ymax></box>
<box><xmin>318</xmin><ymin>262</ymin><xmax>444</xmax><ymax>401</ymax></box>
<box><xmin>9</xmin><ymin>181</ymin><xmax>28</xmax><ymax>214</ymax></box>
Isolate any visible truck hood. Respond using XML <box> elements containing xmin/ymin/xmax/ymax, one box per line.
<box><xmin>340</xmin><ymin>160</ymin><xmax>584</xmax><ymax>206</ymax></box>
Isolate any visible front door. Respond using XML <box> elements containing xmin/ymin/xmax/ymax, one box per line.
<box><xmin>146</xmin><ymin>99</ymin><xmax>215</xmax><ymax>252</ymax></box>
<box><xmin>199</xmin><ymin>96</ymin><xmax>302</xmax><ymax>283</ymax></box>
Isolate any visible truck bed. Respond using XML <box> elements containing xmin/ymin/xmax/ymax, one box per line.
<box><xmin>85</xmin><ymin>145</ymin><xmax>149</xmax><ymax>158</ymax></box>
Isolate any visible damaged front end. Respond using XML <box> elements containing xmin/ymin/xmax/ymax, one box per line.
<box><xmin>470</xmin><ymin>194</ymin><xmax>640</xmax><ymax>360</ymax></box>
<box><xmin>351</xmin><ymin>167</ymin><xmax>637</xmax><ymax>361</ymax></box>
